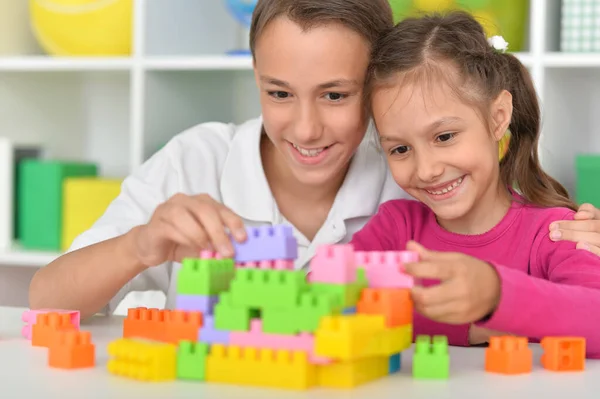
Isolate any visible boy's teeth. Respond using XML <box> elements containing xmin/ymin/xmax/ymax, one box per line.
<box><xmin>293</xmin><ymin>144</ymin><xmax>325</xmax><ymax>157</ymax></box>
<box><xmin>426</xmin><ymin>177</ymin><xmax>463</xmax><ymax>195</ymax></box>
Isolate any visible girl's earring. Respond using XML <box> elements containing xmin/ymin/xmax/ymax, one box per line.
<box><xmin>498</xmin><ymin>129</ymin><xmax>511</xmax><ymax>161</ymax></box>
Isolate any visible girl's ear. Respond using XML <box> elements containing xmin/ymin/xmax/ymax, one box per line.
<box><xmin>491</xmin><ymin>90</ymin><xmax>513</xmax><ymax>142</ymax></box>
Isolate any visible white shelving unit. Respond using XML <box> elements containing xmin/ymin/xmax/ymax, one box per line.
<box><xmin>0</xmin><ymin>0</ymin><xmax>598</xmax><ymax>268</ymax></box>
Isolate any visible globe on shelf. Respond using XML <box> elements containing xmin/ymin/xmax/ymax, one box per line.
<box><xmin>224</xmin><ymin>0</ymin><xmax>258</xmax><ymax>55</ymax></box>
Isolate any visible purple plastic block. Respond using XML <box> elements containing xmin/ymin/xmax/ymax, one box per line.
<box><xmin>233</xmin><ymin>225</ymin><xmax>298</xmax><ymax>263</ymax></box>
<box><xmin>176</xmin><ymin>295</ymin><xmax>219</xmax><ymax>314</ymax></box>
<box><xmin>198</xmin><ymin>315</ymin><xmax>230</xmax><ymax>344</ymax></box>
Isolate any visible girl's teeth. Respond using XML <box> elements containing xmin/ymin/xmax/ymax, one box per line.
<box><xmin>293</xmin><ymin>144</ymin><xmax>325</xmax><ymax>157</ymax></box>
<box><xmin>426</xmin><ymin>177</ymin><xmax>463</xmax><ymax>195</ymax></box>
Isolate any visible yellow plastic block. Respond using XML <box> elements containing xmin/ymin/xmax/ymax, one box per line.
<box><xmin>206</xmin><ymin>344</ymin><xmax>317</xmax><ymax>390</ymax></box>
<box><xmin>314</xmin><ymin>314</ymin><xmax>412</xmax><ymax>360</ymax></box>
<box><xmin>318</xmin><ymin>356</ymin><xmax>389</xmax><ymax>388</ymax></box>
<box><xmin>61</xmin><ymin>178</ymin><xmax>121</xmax><ymax>250</ymax></box>
<box><xmin>107</xmin><ymin>338</ymin><xmax>176</xmax><ymax>381</ymax></box>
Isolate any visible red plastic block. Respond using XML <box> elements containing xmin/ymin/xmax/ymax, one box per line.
<box><xmin>22</xmin><ymin>308</ymin><xmax>80</xmax><ymax>340</ymax></box>
<box><xmin>357</xmin><ymin>288</ymin><xmax>412</xmax><ymax>327</ymax></box>
<box><xmin>48</xmin><ymin>330</ymin><xmax>95</xmax><ymax>369</ymax></box>
<box><xmin>309</xmin><ymin>244</ymin><xmax>356</xmax><ymax>284</ymax></box>
<box><xmin>355</xmin><ymin>251</ymin><xmax>416</xmax><ymax>288</ymax></box>
<box><xmin>32</xmin><ymin>313</ymin><xmax>77</xmax><ymax>348</ymax></box>
<box><xmin>541</xmin><ymin>337</ymin><xmax>585</xmax><ymax>371</ymax></box>
<box><xmin>485</xmin><ymin>336</ymin><xmax>532</xmax><ymax>375</ymax></box>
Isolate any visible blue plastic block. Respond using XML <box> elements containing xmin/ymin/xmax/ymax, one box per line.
<box><xmin>342</xmin><ymin>306</ymin><xmax>356</xmax><ymax>315</ymax></box>
<box><xmin>389</xmin><ymin>353</ymin><xmax>401</xmax><ymax>373</ymax></box>
<box><xmin>233</xmin><ymin>225</ymin><xmax>298</xmax><ymax>262</ymax></box>
<box><xmin>198</xmin><ymin>315</ymin><xmax>230</xmax><ymax>344</ymax></box>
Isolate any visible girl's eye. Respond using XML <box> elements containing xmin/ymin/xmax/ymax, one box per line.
<box><xmin>268</xmin><ymin>91</ymin><xmax>290</xmax><ymax>99</ymax></box>
<box><xmin>391</xmin><ymin>145</ymin><xmax>410</xmax><ymax>155</ymax></box>
<box><xmin>437</xmin><ymin>132</ymin><xmax>456</xmax><ymax>142</ymax></box>
<box><xmin>326</xmin><ymin>92</ymin><xmax>347</xmax><ymax>101</ymax></box>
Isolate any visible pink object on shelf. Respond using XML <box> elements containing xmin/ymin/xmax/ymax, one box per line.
<box><xmin>230</xmin><ymin>319</ymin><xmax>332</xmax><ymax>364</ymax></box>
<box><xmin>355</xmin><ymin>251</ymin><xmax>418</xmax><ymax>288</ymax></box>
<box><xmin>308</xmin><ymin>244</ymin><xmax>356</xmax><ymax>284</ymax></box>
<box><xmin>21</xmin><ymin>309</ymin><xmax>80</xmax><ymax>340</ymax></box>
<box><xmin>235</xmin><ymin>259</ymin><xmax>294</xmax><ymax>270</ymax></box>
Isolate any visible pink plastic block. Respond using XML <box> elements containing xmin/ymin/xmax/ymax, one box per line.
<box><xmin>199</xmin><ymin>250</ymin><xmax>223</xmax><ymax>259</ymax></box>
<box><xmin>308</xmin><ymin>244</ymin><xmax>356</xmax><ymax>284</ymax></box>
<box><xmin>355</xmin><ymin>251</ymin><xmax>417</xmax><ymax>288</ymax></box>
<box><xmin>236</xmin><ymin>259</ymin><xmax>294</xmax><ymax>270</ymax></box>
<box><xmin>230</xmin><ymin>319</ymin><xmax>332</xmax><ymax>364</ymax></box>
<box><xmin>22</xmin><ymin>308</ymin><xmax>80</xmax><ymax>340</ymax></box>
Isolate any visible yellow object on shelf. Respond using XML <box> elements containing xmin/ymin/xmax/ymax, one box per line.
<box><xmin>29</xmin><ymin>0</ymin><xmax>133</xmax><ymax>56</ymax></box>
<box><xmin>61</xmin><ymin>177</ymin><xmax>121</xmax><ymax>251</ymax></box>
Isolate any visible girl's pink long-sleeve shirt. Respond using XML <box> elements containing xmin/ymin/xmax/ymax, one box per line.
<box><xmin>350</xmin><ymin>199</ymin><xmax>600</xmax><ymax>358</ymax></box>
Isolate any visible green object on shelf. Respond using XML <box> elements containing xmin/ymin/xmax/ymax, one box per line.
<box><xmin>18</xmin><ymin>160</ymin><xmax>97</xmax><ymax>251</ymax></box>
<box><xmin>576</xmin><ymin>154</ymin><xmax>600</xmax><ymax>207</ymax></box>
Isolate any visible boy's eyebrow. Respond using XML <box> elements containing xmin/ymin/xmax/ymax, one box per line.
<box><xmin>260</xmin><ymin>76</ymin><xmax>359</xmax><ymax>89</ymax></box>
<box><xmin>379</xmin><ymin>116</ymin><xmax>463</xmax><ymax>142</ymax></box>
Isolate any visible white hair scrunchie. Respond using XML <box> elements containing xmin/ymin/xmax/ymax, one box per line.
<box><xmin>488</xmin><ymin>35</ymin><xmax>509</xmax><ymax>53</ymax></box>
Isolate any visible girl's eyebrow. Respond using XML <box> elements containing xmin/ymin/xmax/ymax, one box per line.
<box><xmin>379</xmin><ymin>116</ymin><xmax>464</xmax><ymax>142</ymax></box>
<box><xmin>260</xmin><ymin>76</ymin><xmax>359</xmax><ymax>90</ymax></box>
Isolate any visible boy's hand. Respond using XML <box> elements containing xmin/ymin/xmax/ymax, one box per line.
<box><xmin>403</xmin><ymin>241</ymin><xmax>501</xmax><ymax>325</ymax></box>
<box><xmin>133</xmin><ymin>193</ymin><xmax>247</xmax><ymax>267</ymax></box>
<box><xmin>469</xmin><ymin>325</ymin><xmax>511</xmax><ymax>345</ymax></box>
<box><xmin>549</xmin><ymin>203</ymin><xmax>600</xmax><ymax>256</ymax></box>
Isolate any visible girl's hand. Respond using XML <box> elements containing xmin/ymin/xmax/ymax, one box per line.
<box><xmin>403</xmin><ymin>241</ymin><xmax>501</xmax><ymax>325</ymax></box>
<box><xmin>549</xmin><ymin>203</ymin><xmax>600</xmax><ymax>256</ymax></box>
<box><xmin>133</xmin><ymin>193</ymin><xmax>247</xmax><ymax>267</ymax></box>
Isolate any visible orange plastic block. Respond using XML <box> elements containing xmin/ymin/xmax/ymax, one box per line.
<box><xmin>123</xmin><ymin>307</ymin><xmax>202</xmax><ymax>344</ymax></box>
<box><xmin>357</xmin><ymin>288</ymin><xmax>412</xmax><ymax>327</ymax></box>
<box><xmin>164</xmin><ymin>310</ymin><xmax>203</xmax><ymax>344</ymax></box>
<box><xmin>485</xmin><ymin>336</ymin><xmax>532</xmax><ymax>375</ymax></box>
<box><xmin>48</xmin><ymin>330</ymin><xmax>95</xmax><ymax>369</ymax></box>
<box><xmin>541</xmin><ymin>337</ymin><xmax>585</xmax><ymax>372</ymax></box>
<box><xmin>32</xmin><ymin>313</ymin><xmax>77</xmax><ymax>348</ymax></box>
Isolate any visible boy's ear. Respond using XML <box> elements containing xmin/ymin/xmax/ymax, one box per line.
<box><xmin>491</xmin><ymin>90</ymin><xmax>513</xmax><ymax>141</ymax></box>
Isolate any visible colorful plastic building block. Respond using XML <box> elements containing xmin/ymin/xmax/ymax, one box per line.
<box><xmin>485</xmin><ymin>336</ymin><xmax>532</xmax><ymax>375</ymax></box>
<box><xmin>309</xmin><ymin>244</ymin><xmax>356</xmax><ymax>284</ymax></box>
<box><xmin>22</xmin><ymin>308</ymin><xmax>80</xmax><ymax>340</ymax></box>
<box><xmin>107</xmin><ymin>338</ymin><xmax>177</xmax><ymax>381</ymax></box>
<box><xmin>175</xmin><ymin>294</ymin><xmax>218</xmax><ymax>314</ymax></box>
<box><xmin>18</xmin><ymin>160</ymin><xmax>97</xmax><ymax>250</ymax></box>
<box><xmin>314</xmin><ymin>314</ymin><xmax>412</xmax><ymax>360</ymax></box>
<box><xmin>232</xmin><ymin>225</ymin><xmax>298</xmax><ymax>262</ymax></box>
<box><xmin>317</xmin><ymin>356</ymin><xmax>389</xmax><ymax>388</ymax></box>
<box><xmin>177</xmin><ymin>341</ymin><xmax>209</xmax><ymax>381</ymax></box>
<box><xmin>61</xmin><ymin>177</ymin><xmax>121</xmax><ymax>250</ymax></box>
<box><xmin>355</xmin><ymin>251</ymin><xmax>416</xmax><ymax>288</ymax></box>
<box><xmin>48</xmin><ymin>330</ymin><xmax>95</xmax><ymax>369</ymax></box>
<box><xmin>412</xmin><ymin>335</ymin><xmax>449</xmax><ymax>379</ymax></box>
<box><xmin>357</xmin><ymin>288</ymin><xmax>413</xmax><ymax>327</ymax></box>
<box><xmin>309</xmin><ymin>267</ymin><xmax>368</xmax><ymax>308</ymax></box>
<box><xmin>163</xmin><ymin>310</ymin><xmax>203</xmax><ymax>344</ymax></box>
<box><xmin>236</xmin><ymin>259</ymin><xmax>294</xmax><ymax>270</ymax></box>
<box><xmin>32</xmin><ymin>312</ymin><xmax>77</xmax><ymax>348</ymax></box>
<box><xmin>206</xmin><ymin>344</ymin><xmax>316</xmax><ymax>390</ymax></box>
<box><xmin>198</xmin><ymin>315</ymin><xmax>230</xmax><ymax>344</ymax></box>
<box><xmin>230</xmin><ymin>319</ymin><xmax>331</xmax><ymax>364</ymax></box>
<box><xmin>213</xmin><ymin>292</ymin><xmax>258</xmax><ymax>331</ymax></box>
<box><xmin>541</xmin><ymin>337</ymin><xmax>585</xmax><ymax>371</ymax></box>
<box><xmin>123</xmin><ymin>307</ymin><xmax>202</xmax><ymax>344</ymax></box>
<box><xmin>389</xmin><ymin>353</ymin><xmax>401</xmax><ymax>373</ymax></box>
<box><xmin>177</xmin><ymin>256</ymin><xmax>235</xmax><ymax>296</ymax></box>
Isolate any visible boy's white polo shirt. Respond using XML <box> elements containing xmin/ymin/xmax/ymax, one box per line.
<box><xmin>68</xmin><ymin>117</ymin><xmax>408</xmax><ymax>313</ymax></box>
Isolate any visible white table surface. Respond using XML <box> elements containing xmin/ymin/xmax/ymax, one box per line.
<box><xmin>0</xmin><ymin>306</ymin><xmax>598</xmax><ymax>398</ymax></box>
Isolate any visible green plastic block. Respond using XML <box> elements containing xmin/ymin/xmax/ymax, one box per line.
<box><xmin>177</xmin><ymin>257</ymin><xmax>235</xmax><ymax>295</ymax></box>
<box><xmin>261</xmin><ymin>307</ymin><xmax>299</xmax><ymax>335</ymax></box>
<box><xmin>229</xmin><ymin>269</ymin><xmax>308</xmax><ymax>310</ymax></box>
<box><xmin>296</xmin><ymin>291</ymin><xmax>343</xmax><ymax>332</ymax></box>
<box><xmin>177</xmin><ymin>341</ymin><xmax>209</xmax><ymax>381</ymax></box>
<box><xmin>576</xmin><ymin>155</ymin><xmax>600</xmax><ymax>207</ymax></box>
<box><xmin>18</xmin><ymin>160</ymin><xmax>97</xmax><ymax>250</ymax></box>
<box><xmin>213</xmin><ymin>292</ymin><xmax>258</xmax><ymax>331</ymax></box>
<box><xmin>412</xmin><ymin>335</ymin><xmax>449</xmax><ymax>379</ymax></box>
<box><xmin>309</xmin><ymin>268</ymin><xmax>368</xmax><ymax>308</ymax></box>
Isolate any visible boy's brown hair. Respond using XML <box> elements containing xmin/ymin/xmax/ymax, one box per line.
<box><xmin>367</xmin><ymin>11</ymin><xmax>577</xmax><ymax>211</ymax></box>
<box><xmin>249</xmin><ymin>0</ymin><xmax>394</xmax><ymax>58</ymax></box>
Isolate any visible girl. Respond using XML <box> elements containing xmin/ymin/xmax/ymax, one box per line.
<box><xmin>351</xmin><ymin>11</ymin><xmax>600</xmax><ymax>357</ymax></box>
<box><xmin>29</xmin><ymin>2</ymin><xmax>600</xmax><ymax>321</ymax></box>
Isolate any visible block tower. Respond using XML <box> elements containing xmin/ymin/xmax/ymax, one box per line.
<box><xmin>108</xmin><ymin>224</ymin><xmax>417</xmax><ymax>390</ymax></box>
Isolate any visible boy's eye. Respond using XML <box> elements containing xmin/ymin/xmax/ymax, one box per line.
<box><xmin>268</xmin><ymin>91</ymin><xmax>290</xmax><ymax>99</ymax></box>
<box><xmin>326</xmin><ymin>92</ymin><xmax>346</xmax><ymax>101</ymax></box>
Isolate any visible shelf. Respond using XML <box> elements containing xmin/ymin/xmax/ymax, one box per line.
<box><xmin>0</xmin><ymin>245</ymin><xmax>60</xmax><ymax>267</ymax></box>
<box><xmin>144</xmin><ymin>55</ymin><xmax>253</xmax><ymax>71</ymax></box>
<box><xmin>543</xmin><ymin>53</ymin><xmax>600</xmax><ymax>68</ymax></box>
<box><xmin>0</xmin><ymin>57</ymin><xmax>134</xmax><ymax>72</ymax></box>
